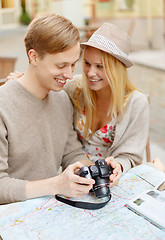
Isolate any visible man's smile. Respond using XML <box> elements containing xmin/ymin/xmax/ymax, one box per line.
<box><xmin>55</xmin><ymin>78</ymin><xmax>67</xmax><ymax>84</ymax></box>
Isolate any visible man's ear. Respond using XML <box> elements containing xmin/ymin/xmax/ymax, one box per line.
<box><xmin>28</xmin><ymin>49</ymin><xmax>38</xmax><ymax>65</ymax></box>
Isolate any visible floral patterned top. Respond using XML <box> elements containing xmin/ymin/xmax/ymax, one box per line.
<box><xmin>75</xmin><ymin>110</ymin><xmax>116</xmax><ymax>163</ymax></box>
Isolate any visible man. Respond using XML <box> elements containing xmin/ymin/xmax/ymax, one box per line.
<box><xmin>0</xmin><ymin>14</ymin><xmax>94</xmax><ymax>204</ymax></box>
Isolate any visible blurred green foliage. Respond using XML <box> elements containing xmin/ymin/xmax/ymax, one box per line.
<box><xmin>125</xmin><ymin>0</ymin><xmax>134</xmax><ymax>9</ymax></box>
<box><xmin>19</xmin><ymin>2</ymin><xmax>31</xmax><ymax>25</ymax></box>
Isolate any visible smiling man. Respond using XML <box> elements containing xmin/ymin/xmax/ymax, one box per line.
<box><xmin>0</xmin><ymin>14</ymin><xmax>94</xmax><ymax>205</ymax></box>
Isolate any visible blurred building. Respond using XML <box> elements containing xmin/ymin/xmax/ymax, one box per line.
<box><xmin>0</xmin><ymin>0</ymin><xmax>165</xmax><ymax>50</ymax></box>
<box><xmin>0</xmin><ymin>0</ymin><xmax>51</xmax><ymax>27</ymax></box>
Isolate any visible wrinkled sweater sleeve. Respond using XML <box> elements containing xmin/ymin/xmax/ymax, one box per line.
<box><xmin>0</xmin><ymin>116</ymin><xmax>27</xmax><ymax>204</ymax></box>
<box><xmin>108</xmin><ymin>91</ymin><xmax>150</xmax><ymax>173</ymax></box>
<box><xmin>0</xmin><ymin>85</ymin><xmax>88</xmax><ymax>204</ymax></box>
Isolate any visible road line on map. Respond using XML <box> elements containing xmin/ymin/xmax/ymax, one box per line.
<box><xmin>135</xmin><ymin>174</ymin><xmax>155</xmax><ymax>187</ymax></box>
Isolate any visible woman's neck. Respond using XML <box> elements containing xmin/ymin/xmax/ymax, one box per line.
<box><xmin>95</xmin><ymin>87</ymin><xmax>111</xmax><ymax>104</ymax></box>
<box><xmin>91</xmin><ymin>88</ymin><xmax>112</xmax><ymax>132</ymax></box>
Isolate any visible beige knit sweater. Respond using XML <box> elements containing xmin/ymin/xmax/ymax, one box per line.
<box><xmin>0</xmin><ymin>80</ymin><xmax>87</xmax><ymax>204</ymax></box>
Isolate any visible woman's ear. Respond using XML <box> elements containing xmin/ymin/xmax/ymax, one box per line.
<box><xmin>28</xmin><ymin>49</ymin><xmax>38</xmax><ymax>65</ymax></box>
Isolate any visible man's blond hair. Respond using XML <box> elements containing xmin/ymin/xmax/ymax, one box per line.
<box><xmin>24</xmin><ymin>13</ymin><xmax>80</xmax><ymax>60</ymax></box>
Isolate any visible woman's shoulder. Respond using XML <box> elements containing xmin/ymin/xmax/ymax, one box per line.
<box><xmin>124</xmin><ymin>90</ymin><xmax>149</xmax><ymax>118</ymax></box>
<box><xmin>129</xmin><ymin>90</ymin><xmax>149</xmax><ymax>105</ymax></box>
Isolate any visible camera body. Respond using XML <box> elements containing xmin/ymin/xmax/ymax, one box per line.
<box><xmin>79</xmin><ymin>159</ymin><xmax>113</xmax><ymax>198</ymax></box>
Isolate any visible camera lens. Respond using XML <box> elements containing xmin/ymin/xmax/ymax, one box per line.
<box><xmin>93</xmin><ymin>178</ymin><xmax>110</xmax><ymax>198</ymax></box>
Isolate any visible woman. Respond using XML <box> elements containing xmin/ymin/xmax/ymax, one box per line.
<box><xmin>6</xmin><ymin>23</ymin><xmax>149</xmax><ymax>185</ymax></box>
<box><xmin>64</xmin><ymin>22</ymin><xmax>149</xmax><ymax>177</ymax></box>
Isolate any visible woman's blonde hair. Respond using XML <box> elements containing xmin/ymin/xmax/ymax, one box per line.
<box><xmin>72</xmin><ymin>49</ymin><xmax>137</xmax><ymax>137</ymax></box>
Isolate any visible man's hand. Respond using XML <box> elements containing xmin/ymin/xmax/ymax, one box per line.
<box><xmin>54</xmin><ymin>161</ymin><xmax>95</xmax><ymax>197</ymax></box>
<box><xmin>26</xmin><ymin>161</ymin><xmax>95</xmax><ymax>200</ymax></box>
<box><xmin>105</xmin><ymin>156</ymin><xmax>122</xmax><ymax>186</ymax></box>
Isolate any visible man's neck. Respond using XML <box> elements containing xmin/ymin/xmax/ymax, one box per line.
<box><xmin>18</xmin><ymin>68</ymin><xmax>49</xmax><ymax>100</ymax></box>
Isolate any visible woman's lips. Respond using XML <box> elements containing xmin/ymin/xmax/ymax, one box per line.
<box><xmin>89</xmin><ymin>78</ymin><xmax>102</xmax><ymax>82</ymax></box>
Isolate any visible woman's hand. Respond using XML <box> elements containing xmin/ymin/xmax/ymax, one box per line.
<box><xmin>6</xmin><ymin>71</ymin><xmax>24</xmax><ymax>81</ymax></box>
<box><xmin>105</xmin><ymin>156</ymin><xmax>122</xmax><ymax>186</ymax></box>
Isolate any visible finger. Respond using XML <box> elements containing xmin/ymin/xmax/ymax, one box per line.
<box><xmin>75</xmin><ymin>183</ymin><xmax>93</xmax><ymax>193</ymax></box>
<box><xmin>70</xmin><ymin>161</ymin><xmax>85</xmax><ymax>171</ymax></box>
<box><xmin>105</xmin><ymin>156</ymin><xmax>115</xmax><ymax>164</ymax></box>
<box><xmin>113</xmin><ymin>165</ymin><xmax>121</xmax><ymax>174</ymax></box>
<box><xmin>74</xmin><ymin>174</ymin><xmax>95</xmax><ymax>185</ymax></box>
<box><xmin>13</xmin><ymin>71</ymin><xmax>24</xmax><ymax>76</ymax></box>
<box><xmin>8</xmin><ymin>72</ymin><xmax>18</xmax><ymax>77</ymax></box>
<box><xmin>105</xmin><ymin>157</ymin><xmax>118</xmax><ymax>172</ymax></box>
<box><xmin>7</xmin><ymin>71</ymin><xmax>23</xmax><ymax>80</ymax></box>
<box><xmin>110</xmin><ymin>171</ymin><xmax>121</xmax><ymax>185</ymax></box>
<box><xmin>8</xmin><ymin>72</ymin><xmax>15</xmax><ymax>75</ymax></box>
<box><xmin>107</xmin><ymin>159</ymin><xmax>122</xmax><ymax>175</ymax></box>
<box><xmin>6</xmin><ymin>74</ymin><xmax>17</xmax><ymax>81</ymax></box>
<box><xmin>66</xmin><ymin>182</ymin><xmax>93</xmax><ymax>198</ymax></box>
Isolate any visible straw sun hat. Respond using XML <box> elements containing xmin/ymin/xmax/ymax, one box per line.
<box><xmin>81</xmin><ymin>22</ymin><xmax>133</xmax><ymax>68</ymax></box>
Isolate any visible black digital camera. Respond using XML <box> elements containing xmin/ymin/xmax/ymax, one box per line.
<box><xmin>79</xmin><ymin>159</ymin><xmax>113</xmax><ymax>198</ymax></box>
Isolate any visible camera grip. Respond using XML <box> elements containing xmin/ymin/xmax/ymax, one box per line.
<box><xmin>79</xmin><ymin>166</ymin><xmax>92</xmax><ymax>179</ymax></box>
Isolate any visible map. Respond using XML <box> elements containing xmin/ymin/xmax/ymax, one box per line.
<box><xmin>0</xmin><ymin>164</ymin><xmax>165</xmax><ymax>240</ymax></box>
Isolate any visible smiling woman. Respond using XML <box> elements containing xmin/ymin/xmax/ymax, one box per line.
<box><xmin>64</xmin><ymin>22</ymin><xmax>150</xmax><ymax>179</ymax></box>
<box><xmin>83</xmin><ymin>47</ymin><xmax>109</xmax><ymax>92</ymax></box>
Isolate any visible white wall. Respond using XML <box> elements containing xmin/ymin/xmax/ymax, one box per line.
<box><xmin>52</xmin><ymin>0</ymin><xmax>84</xmax><ymax>27</ymax></box>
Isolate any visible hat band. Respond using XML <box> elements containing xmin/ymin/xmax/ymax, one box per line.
<box><xmin>88</xmin><ymin>34</ymin><xmax>128</xmax><ymax>58</ymax></box>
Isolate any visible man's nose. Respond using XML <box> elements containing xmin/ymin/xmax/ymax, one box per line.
<box><xmin>63</xmin><ymin>66</ymin><xmax>74</xmax><ymax>80</ymax></box>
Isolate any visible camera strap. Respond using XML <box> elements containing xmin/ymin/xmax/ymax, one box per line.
<box><xmin>55</xmin><ymin>194</ymin><xmax>111</xmax><ymax>210</ymax></box>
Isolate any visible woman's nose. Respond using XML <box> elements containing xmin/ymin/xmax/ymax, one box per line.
<box><xmin>87</xmin><ymin>66</ymin><xmax>96</xmax><ymax>78</ymax></box>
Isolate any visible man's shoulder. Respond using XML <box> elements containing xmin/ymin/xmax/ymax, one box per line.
<box><xmin>0</xmin><ymin>81</ymin><xmax>15</xmax><ymax>101</ymax></box>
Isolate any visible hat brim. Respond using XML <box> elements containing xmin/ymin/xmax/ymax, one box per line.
<box><xmin>80</xmin><ymin>42</ymin><xmax>133</xmax><ymax>68</ymax></box>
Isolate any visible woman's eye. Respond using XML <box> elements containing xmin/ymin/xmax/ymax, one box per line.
<box><xmin>97</xmin><ymin>65</ymin><xmax>103</xmax><ymax>69</ymax></box>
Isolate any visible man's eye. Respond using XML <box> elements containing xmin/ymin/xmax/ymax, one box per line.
<box><xmin>57</xmin><ymin>65</ymin><xmax>65</xmax><ymax>69</ymax></box>
<box><xmin>84</xmin><ymin>61</ymin><xmax>90</xmax><ymax>66</ymax></box>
